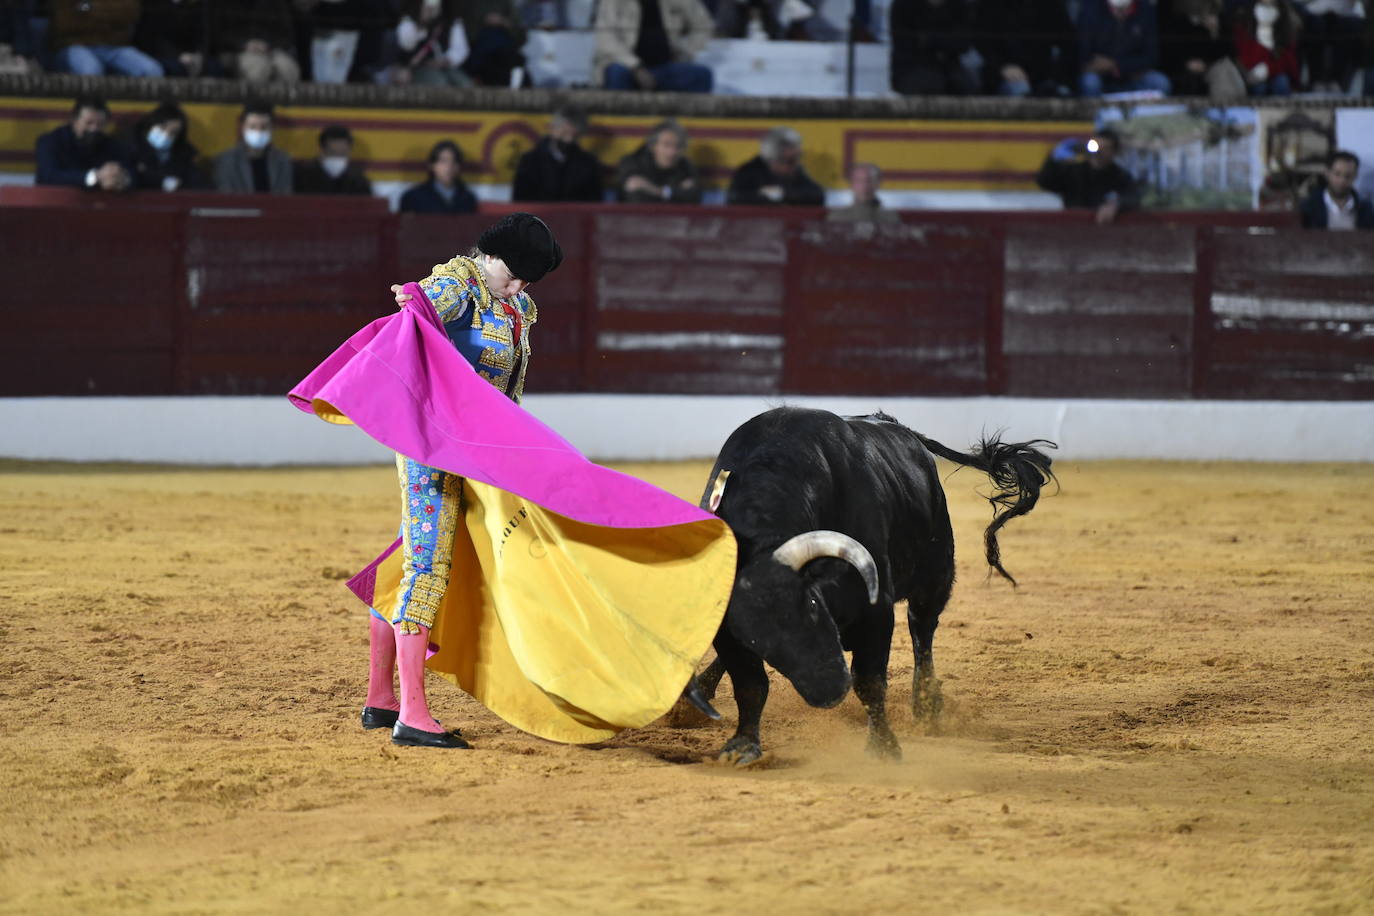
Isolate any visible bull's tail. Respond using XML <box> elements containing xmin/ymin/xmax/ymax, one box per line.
<box><xmin>916</xmin><ymin>432</ymin><xmax>1057</xmax><ymax>586</ymax></box>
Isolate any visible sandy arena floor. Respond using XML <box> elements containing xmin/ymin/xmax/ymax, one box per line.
<box><xmin>0</xmin><ymin>456</ymin><xmax>1371</xmax><ymax>914</ymax></box>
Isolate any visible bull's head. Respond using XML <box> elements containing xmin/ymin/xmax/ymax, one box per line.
<box><xmin>726</xmin><ymin>531</ymin><xmax>879</xmax><ymax>709</ymax></box>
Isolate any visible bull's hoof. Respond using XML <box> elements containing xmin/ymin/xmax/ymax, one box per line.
<box><xmin>865</xmin><ymin>731</ymin><xmax>902</xmax><ymax>762</ymax></box>
<box><xmin>715</xmin><ymin>737</ymin><xmax>765</xmax><ymax>767</ymax></box>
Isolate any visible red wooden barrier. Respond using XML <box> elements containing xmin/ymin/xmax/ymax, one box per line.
<box><xmin>7</xmin><ymin>193</ymin><xmax>1363</xmax><ymax>402</ymax></box>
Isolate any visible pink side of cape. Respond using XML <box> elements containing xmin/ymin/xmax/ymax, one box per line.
<box><xmin>288</xmin><ymin>283</ymin><xmax>718</xmax><ymax>604</ymax></box>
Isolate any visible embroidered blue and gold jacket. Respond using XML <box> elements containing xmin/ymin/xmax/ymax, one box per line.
<box><xmin>419</xmin><ymin>255</ymin><xmax>537</xmax><ymax>401</ymax></box>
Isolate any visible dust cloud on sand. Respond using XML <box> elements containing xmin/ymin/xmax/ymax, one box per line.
<box><xmin>1</xmin><ymin>458</ymin><xmax>1372</xmax><ymax>914</ymax></box>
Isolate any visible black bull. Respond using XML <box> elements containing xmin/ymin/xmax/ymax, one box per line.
<box><xmin>689</xmin><ymin>407</ymin><xmax>1055</xmax><ymax>766</ymax></box>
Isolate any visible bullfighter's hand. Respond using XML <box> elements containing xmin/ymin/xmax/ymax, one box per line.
<box><xmin>391</xmin><ymin>284</ymin><xmax>414</xmax><ymax>307</ymax></box>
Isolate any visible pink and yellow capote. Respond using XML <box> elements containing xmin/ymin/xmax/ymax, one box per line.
<box><xmin>289</xmin><ymin>284</ymin><xmax>736</xmax><ymax>743</ymax></box>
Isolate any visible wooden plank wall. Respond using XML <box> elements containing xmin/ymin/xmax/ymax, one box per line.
<box><xmin>6</xmin><ymin>197</ymin><xmax>1365</xmax><ymax>402</ymax></box>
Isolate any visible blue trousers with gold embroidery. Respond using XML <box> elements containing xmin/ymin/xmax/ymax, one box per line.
<box><xmin>370</xmin><ymin>455</ymin><xmax>464</xmax><ymax>632</ymax></box>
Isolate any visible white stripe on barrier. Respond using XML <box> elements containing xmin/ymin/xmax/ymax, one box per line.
<box><xmin>2</xmin><ymin>396</ymin><xmax>1371</xmax><ymax>464</ymax></box>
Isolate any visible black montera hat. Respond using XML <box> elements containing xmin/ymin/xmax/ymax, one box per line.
<box><xmin>477</xmin><ymin>212</ymin><xmax>563</xmax><ymax>284</ymax></box>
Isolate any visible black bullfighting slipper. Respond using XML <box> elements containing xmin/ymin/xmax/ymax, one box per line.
<box><xmin>392</xmin><ymin>721</ymin><xmax>471</xmax><ymax>749</ymax></box>
<box><xmin>360</xmin><ymin>706</ymin><xmax>400</xmax><ymax>730</ymax></box>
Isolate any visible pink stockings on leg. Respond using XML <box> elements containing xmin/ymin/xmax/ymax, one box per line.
<box><xmin>394</xmin><ymin>622</ymin><xmax>442</xmax><ymax>732</ymax></box>
<box><xmin>365</xmin><ymin>615</ymin><xmax>401</xmax><ymax>711</ymax></box>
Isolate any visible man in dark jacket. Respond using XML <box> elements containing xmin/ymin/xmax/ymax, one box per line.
<box><xmin>511</xmin><ymin>106</ymin><xmax>603</xmax><ymax>203</ymax></box>
<box><xmin>399</xmin><ymin>140</ymin><xmax>478</xmax><ymax>213</ymax></box>
<box><xmin>889</xmin><ymin>0</ymin><xmax>979</xmax><ymax>95</ymax></box>
<box><xmin>975</xmin><ymin>0</ymin><xmax>1077</xmax><ymax>96</ymax></box>
<box><xmin>1077</xmin><ymin>0</ymin><xmax>1172</xmax><ymax>96</ymax></box>
<box><xmin>35</xmin><ymin>95</ymin><xmax>131</xmax><ymax>191</ymax></box>
<box><xmin>1299</xmin><ymin>151</ymin><xmax>1374</xmax><ymax>231</ymax></box>
<box><xmin>295</xmin><ymin>124</ymin><xmax>373</xmax><ymax>195</ymax></box>
<box><xmin>727</xmin><ymin>126</ymin><xmax>825</xmax><ymax>207</ymax></box>
<box><xmin>614</xmin><ymin>119</ymin><xmax>701</xmax><ymax>204</ymax></box>
<box><xmin>1036</xmin><ymin>129</ymin><xmax>1138</xmax><ymax>224</ymax></box>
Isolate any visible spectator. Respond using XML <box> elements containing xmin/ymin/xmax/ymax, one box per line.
<box><xmin>296</xmin><ymin>124</ymin><xmax>373</xmax><ymax>195</ymax></box>
<box><xmin>129</xmin><ymin>101</ymin><xmax>210</xmax><ymax>192</ymax></box>
<box><xmin>1299</xmin><ymin>150</ymin><xmax>1374</xmax><ymax>229</ymax></box>
<box><xmin>975</xmin><ymin>0</ymin><xmax>1078</xmax><ymax>96</ymax></box>
<box><xmin>35</xmin><ymin>95</ymin><xmax>131</xmax><ymax>191</ymax></box>
<box><xmin>1232</xmin><ymin>0</ymin><xmax>1301</xmax><ymax>94</ymax></box>
<box><xmin>399</xmin><ymin>139</ymin><xmax>478</xmax><ymax>213</ymax></box>
<box><xmin>1161</xmin><ymin>0</ymin><xmax>1246</xmax><ymax>98</ymax></box>
<box><xmin>593</xmin><ymin>0</ymin><xmax>713</xmax><ymax>93</ymax></box>
<box><xmin>520</xmin><ymin>0</ymin><xmax>568</xmax><ymax>29</ymax></box>
<box><xmin>459</xmin><ymin>0</ymin><xmax>526</xmax><ymax>87</ymax></box>
<box><xmin>1291</xmin><ymin>0</ymin><xmax>1364</xmax><ymax>93</ymax></box>
<box><xmin>392</xmin><ymin>0</ymin><xmax>473</xmax><ymax>86</ymax></box>
<box><xmin>727</xmin><ymin>126</ymin><xmax>825</xmax><ymax>207</ymax></box>
<box><xmin>1035</xmin><ymin>129</ymin><xmax>1139</xmax><ymax>224</ymax></box>
<box><xmin>1363</xmin><ymin>9</ymin><xmax>1374</xmax><ymax>94</ymax></box>
<box><xmin>213</xmin><ymin>100</ymin><xmax>293</xmax><ymax>194</ymax></box>
<box><xmin>1077</xmin><ymin>0</ymin><xmax>1173</xmax><ymax>96</ymax></box>
<box><xmin>614</xmin><ymin>119</ymin><xmax>702</xmax><ymax>204</ymax></box>
<box><xmin>48</xmin><ymin>0</ymin><xmax>164</xmax><ymax>76</ymax></box>
<box><xmin>2</xmin><ymin>0</ymin><xmax>45</xmax><ymax>73</ymax></box>
<box><xmin>889</xmin><ymin>0</ymin><xmax>980</xmax><ymax>95</ymax></box>
<box><xmin>293</xmin><ymin>0</ymin><xmax>395</xmax><ymax>83</ymax></box>
<box><xmin>133</xmin><ymin>0</ymin><xmax>221</xmax><ymax>77</ymax></box>
<box><xmin>715</xmin><ymin>0</ymin><xmax>784</xmax><ymax>39</ymax></box>
<box><xmin>511</xmin><ymin>106</ymin><xmax>604</xmax><ymax>202</ymax></box>
<box><xmin>212</xmin><ymin>0</ymin><xmax>301</xmax><ymax>83</ymax></box>
<box><xmin>827</xmin><ymin>162</ymin><xmax>900</xmax><ymax>223</ymax></box>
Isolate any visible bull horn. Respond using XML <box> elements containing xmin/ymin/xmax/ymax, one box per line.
<box><xmin>682</xmin><ymin>676</ymin><xmax>722</xmax><ymax>721</ymax></box>
<box><xmin>772</xmin><ymin>531</ymin><xmax>880</xmax><ymax>605</ymax></box>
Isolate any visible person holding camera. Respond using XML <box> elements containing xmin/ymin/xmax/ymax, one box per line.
<box><xmin>1035</xmin><ymin>129</ymin><xmax>1139</xmax><ymax>225</ymax></box>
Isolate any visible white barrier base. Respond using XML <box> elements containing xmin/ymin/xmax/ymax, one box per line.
<box><xmin>1</xmin><ymin>396</ymin><xmax>1370</xmax><ymax>465</ymax></box>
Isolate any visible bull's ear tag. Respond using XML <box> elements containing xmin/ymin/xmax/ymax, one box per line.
<box><xmin>708</xmin><ymin>469</ymin><xmax>731</xmax><ymax>512</ymax></box>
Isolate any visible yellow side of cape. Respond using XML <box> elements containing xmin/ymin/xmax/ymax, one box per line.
<box><xmin>371</xmin><ymin>479</ymin><xmax>736</xmax><ymax>744</ymax></box>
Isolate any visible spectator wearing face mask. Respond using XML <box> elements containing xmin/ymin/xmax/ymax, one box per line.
<box><xmin>129</xmin><ymin>101</ymin><xmax>210</xmax><ymax>192</ymax></box>
<box><xmin>213</xmin><ymin>100</ymin><xmax>293</xmax><ymax>194</ymax></box>
<box><xmin>1232</xmin><ymin>0</ymin><xmax>1301</xmax><ymax>95</ymax></box>
<box><xmin>35</xmin><ymin>94</ymin><xmax>132</xmax><ymax>191</ymax></box>
<box><xmin>295</xmin><ymin>124</ymin><xmax>373</xmax><ymax>195</ymax></box>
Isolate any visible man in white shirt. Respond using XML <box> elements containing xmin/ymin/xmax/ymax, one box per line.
<box><xmin>1300</xmin><ymin>150</ymin><xmax>1374</xmax><ymax>230</ymax></box>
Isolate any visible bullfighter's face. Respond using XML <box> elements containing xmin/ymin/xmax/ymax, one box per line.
<box><xmin>726</xmin><ymin>557</ymin><xmax>851</xmax><ymax>708</ymax></box>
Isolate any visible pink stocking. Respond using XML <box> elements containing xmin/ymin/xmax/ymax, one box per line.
<box><xmin>365</xmin><ymin>615</ymin><xmax>400</xmax><ymax>711</ymax></box>
<box><xmin>395</xmin><ymin>622</ymin><xmax>442</xmax><ymax>731</ymax></box>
